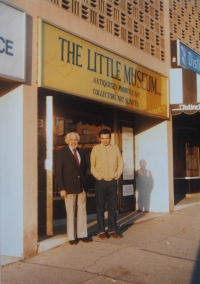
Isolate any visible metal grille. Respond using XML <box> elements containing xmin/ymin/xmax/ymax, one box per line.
<box><xmin>169</xmin><ymin>0</ymin><xmax>200</xmax><ymax>54</ymax></box>
<box><xmin>45</xmin><ymin>0</ymin><xmax>199</xmax><ymax>62</ymax></box>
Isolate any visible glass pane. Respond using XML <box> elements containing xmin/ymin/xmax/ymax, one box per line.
<box><xmin>173</xmin><ymin>128</ymin><xmax>199</xmax><ymax>178</ymax></box>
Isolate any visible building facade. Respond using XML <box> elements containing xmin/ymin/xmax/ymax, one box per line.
<box><xmin>0</xmin><ymin>0</ymin><xmax>200</xmax><ymax>258</ymax></box>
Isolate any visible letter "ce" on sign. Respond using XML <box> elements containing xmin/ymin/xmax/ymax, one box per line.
<box><xmin>0</xmin><ymin>37</ymin><xmax>14</xmax><ymax>56</ymax></box>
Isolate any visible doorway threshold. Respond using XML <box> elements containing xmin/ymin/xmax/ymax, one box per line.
<box><xmin>174</xmin><ymin>193</ymin><xmax>200</xmax><ymax>211</ymax></box>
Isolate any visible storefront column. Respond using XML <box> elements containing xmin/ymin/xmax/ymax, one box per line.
<box><xmin>0</xmin><ymin>85</ymin><xmax>38</xmax><ymax>257</ymax></box>
<box><xmin>135</xmin><ymin>118</ymin><xmax>174</xmax><ymax>212</ymax></box>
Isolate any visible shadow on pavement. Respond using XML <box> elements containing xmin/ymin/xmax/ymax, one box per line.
<box><xmin>190</xmin><ymin>243</ymin><xmax>200</xmax><ymax>284</ymax></box>
<box><xmin>39</xmin><ymin>210</ymin><xmax>152</xmax><ymax>242</ymax></box>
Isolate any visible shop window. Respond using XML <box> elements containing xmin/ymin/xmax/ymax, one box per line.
<box><xmin>173</xmin><ymin>128</ymin><xmax>199</xmax><ymax>178</ymax></box>
<box><xmin>53</xmin><ymin>108</ymin><xmax>112</xmax><ymax>197</ymax></box>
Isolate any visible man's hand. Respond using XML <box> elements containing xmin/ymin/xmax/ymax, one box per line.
<box><xmin>60</xmin><ymin>190</ymin><xmax>67</xmax><ymax>198</ymax></box>
<box><xmin>96</xmin><ymin>175</ymin><xmax>103</xmax><ymax>180</ymax></box>
<box><xmin>114</xmin><ymin>171</ymin><xmax>119</xmax><ymax>180</ymax></box>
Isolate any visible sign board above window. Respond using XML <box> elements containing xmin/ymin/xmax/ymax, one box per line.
<box><xmin>38</xmin><ymin>19</ymin><xmax>169</xmax><ymax>119</ymax></box>
<box><xmin>171</xmin><ymin>40</ymin><xmax>200</xmax><ymax>75</ymax></box>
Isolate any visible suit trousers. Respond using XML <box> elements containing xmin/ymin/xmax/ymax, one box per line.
<box><xmin>64</xmin><ymin>190</ymin><xmax>88</xmax><ymax>241</ymax></box>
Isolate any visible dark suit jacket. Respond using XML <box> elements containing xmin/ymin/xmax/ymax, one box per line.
<box><xmin>55</xmin><ymin>146</ymin><xmax>88</xmax><ymax>194</ymax></box>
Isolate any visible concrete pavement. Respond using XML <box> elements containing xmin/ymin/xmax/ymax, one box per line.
<box><xmin>1</xmin><ymin>202</ymin><xmax>200</xmax><ymax>284</ymax></box>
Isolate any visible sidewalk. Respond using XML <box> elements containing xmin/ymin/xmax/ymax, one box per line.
<box><xmin>37</xmin><ymin>192</ymin><xmax>200</xmax><ymax>253</ymax></box>
<box><xmin>1</xmin><ymin>201</ymin><xmax>200</xmax><ymax>284</ymax></box>
<box><xmin>37</xmin><ymin>210</ymin><xmax>167</xmax><ymax>254</ymax></box>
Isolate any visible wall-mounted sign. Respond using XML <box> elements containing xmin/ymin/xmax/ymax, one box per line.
<box><xmin>171</xmin><ymin>40</ymin><xmax>200</xmax><ymax>75</ymax></box>
<box><xmin>0</xmin><ymin>0</ymin><xmax>26</xmax><ymax>82</ymax></box>
<box><xmin>38</xmin><ymin>19</ymin><xmax>169</xmax><ymax>119</ymax></box>
<box><xmin>122</xmin><ymin>184</ymin><xmax>134</xmax><ymax>196</ymax></box>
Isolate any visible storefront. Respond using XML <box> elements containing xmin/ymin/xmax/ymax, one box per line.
<box><xmin>170</xmin><ymin>40</ymin><xmax>200</xmax><ymax>198</ymax></box>
<box><xmin>1</xmin><ymin>1</ymin><xmax>173</xmax><ymax>258</ymax></box>
<box><xmin>37</xmin><ymin>19</ymin><xmax>170</xmax><ymax>236</ymax></box>
<box><xmin>0</xmin><ymin>0</ymin><xmax>34</xmax><ymax>258</ymax></box>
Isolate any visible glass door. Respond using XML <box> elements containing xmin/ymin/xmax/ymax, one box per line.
<box><xmin>117</xmin><ymin>123</ymin><xmax>135</xmax><ymax>213</ymax></box>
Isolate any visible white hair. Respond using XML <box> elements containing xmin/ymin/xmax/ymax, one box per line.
<box><xmin>65</xmin><ymin>132</ymin><xmax>80</xmax><ymax>144</ymax></box>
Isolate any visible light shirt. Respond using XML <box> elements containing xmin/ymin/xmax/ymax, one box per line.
<box><xmin>91</xmin><ymin>143</ymin><xmax>123</xmax><ymax>181</ymax></box>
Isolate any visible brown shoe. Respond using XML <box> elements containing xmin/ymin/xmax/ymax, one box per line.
<box><xmin>109</xmin><ymin>232</ymin><xmax>120</xmax><ymax>239</ymax></box>
<box><xmin>98</xmin><ymin>233</ymin><xmax>107</xmax><ymax>240</ymax></box>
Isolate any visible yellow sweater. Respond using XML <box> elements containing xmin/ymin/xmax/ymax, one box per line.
<box><xmin>90</xmin><ymin>143</ymin><xmax>124</xmax><ymax>181</ymax></box>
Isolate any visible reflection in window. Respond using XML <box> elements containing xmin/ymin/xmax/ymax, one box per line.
<box><xmin>173</xmin><ymin>128</ymin><xmax>199</xmax><ymax>178</ymax></box>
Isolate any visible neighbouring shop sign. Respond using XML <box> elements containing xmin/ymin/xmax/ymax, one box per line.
<box><xmin>0</xmin><ymin>0</ymin><xmax>26</xmax><ymax>81</ymax></box>
<box><xmin>38</xmin><ymin>19</ymin><xmax>169</xmax><ymax>118</ymax></box>
<box><xmin>170</xmin><ymin>67</ymin><xmax>199</xmax><ymax>115</ymax></box>
<box><xmin>171</xmin><ymin>103</ymin><xmax>200</xmax><ymax>115</ymax></box>
<box><xmin>171</xmin><ymin>40</ymin><xmax>200</xmax><ymax>75</ymax></box>
<box><xmin>172</xmin><ymin>104</ymin><xmax>200</xmax><ymax>112</ymax></box>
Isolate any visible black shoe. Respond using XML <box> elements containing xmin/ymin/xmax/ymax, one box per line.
<box><xmin>79</xmin><ymin>237</ymin><xmax>92</xmax><ymax>243</ymax></box>
<box><xmin>69</xmin><ymin>240</ymin><xmax>78</xmax><ymax>245</ymax></box>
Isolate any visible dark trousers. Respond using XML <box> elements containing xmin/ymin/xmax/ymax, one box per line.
<box><xmin>95</xmin><ymin>179</ymin><xmax>117</xmax><ymax>234</ymax></box>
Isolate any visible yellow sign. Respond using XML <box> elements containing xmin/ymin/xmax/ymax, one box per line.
<box><xmin>38</xmin><ymin>19</ymin><xmax>169</xmax><ymax>118</ymax></box>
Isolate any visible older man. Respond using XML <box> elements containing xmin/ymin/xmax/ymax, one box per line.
<box><xmin>55</xmin><ymin>132</ymin><xmax>91</xmax><ymax>245</ymax></box>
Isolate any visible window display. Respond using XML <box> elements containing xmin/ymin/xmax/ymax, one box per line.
<box><xmin>173</xmin><ymin>128</ymin><xmax>199</xmax><ymax>178</ymax></box>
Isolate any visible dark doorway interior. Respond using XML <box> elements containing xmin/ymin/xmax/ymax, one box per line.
<box><xmin>173</xmin><ymin>112</ymin><xmax>200</xmax><ymax>202</ymax></box>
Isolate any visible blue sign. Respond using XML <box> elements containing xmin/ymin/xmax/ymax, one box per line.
<box><xmin>179</xmin><ymin>41</ymin><xmax>200</xmax><ymax>75</ymax></box>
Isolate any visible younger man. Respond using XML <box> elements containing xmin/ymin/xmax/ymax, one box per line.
<box><xmin>90</xmin><ymin>129</ymin><xmax>123</xmax><ymax>239</ymax></box>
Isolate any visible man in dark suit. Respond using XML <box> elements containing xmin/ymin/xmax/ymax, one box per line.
<box><xmin>55</xmin><ymin>132</ymin><xmax>91</xmax><ymax>245</ymax></box>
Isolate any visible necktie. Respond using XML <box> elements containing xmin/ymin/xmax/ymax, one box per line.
<box><xmin>73</xmin><ymin>149</ymin><xmax>80</xmax><ymax>166</ymax></box>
